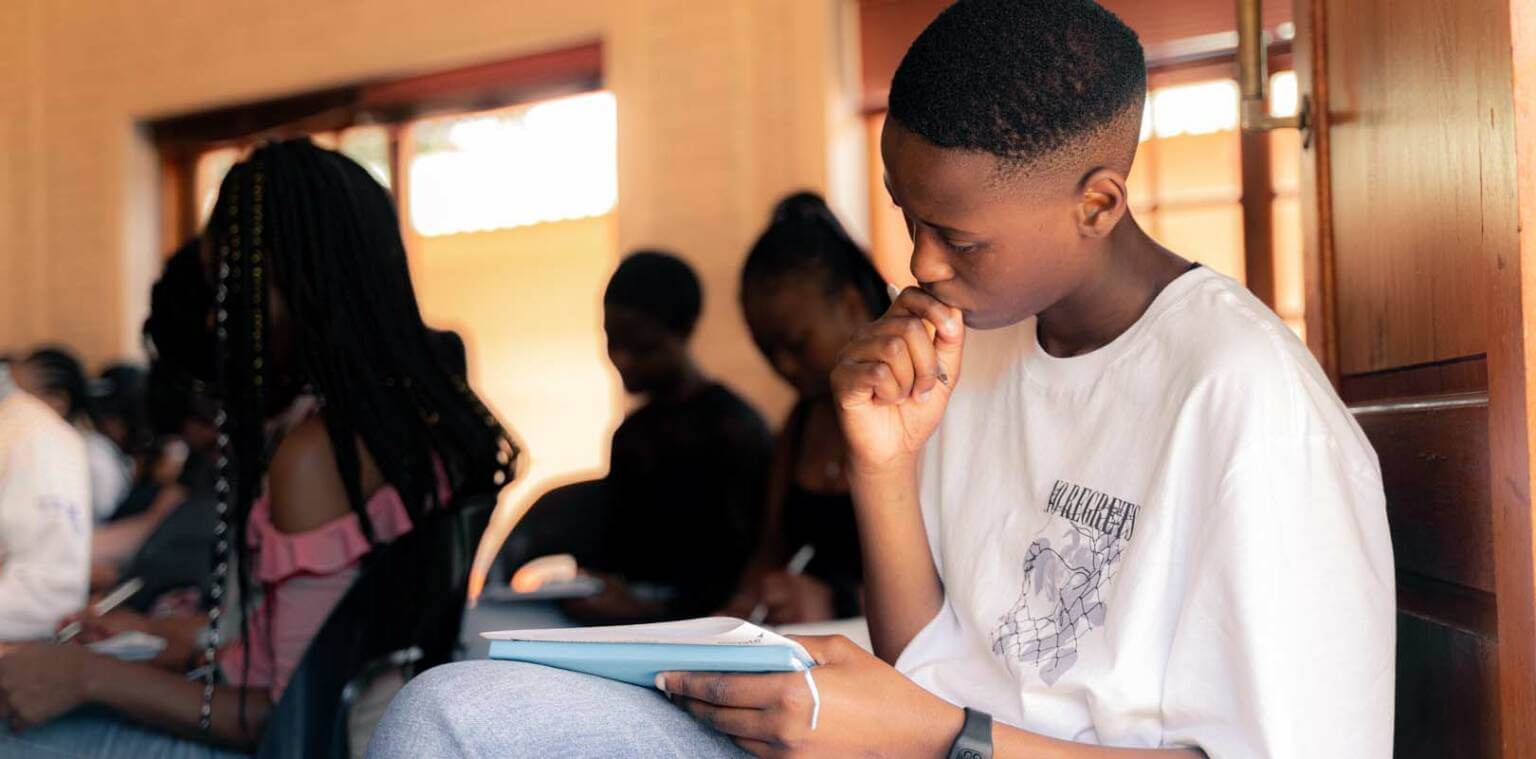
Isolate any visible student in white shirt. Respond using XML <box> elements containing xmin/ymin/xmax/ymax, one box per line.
<box><xmin>0</xmin><ymin>359</ymin><xmax>91</xmax><ymax>640</ymax></box>
<box><xmin>367</xmin><ymin>1</ymin><xmax>1393</xmax><ymax>756</ymax></box>
<box><xmin>14</xmin><ymin>347</ymin><xmax>132</xmax><ymax>521</ymax></box>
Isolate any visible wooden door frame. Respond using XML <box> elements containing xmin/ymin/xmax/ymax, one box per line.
<box><xmin>1292</xmin><ymin>0</ymin><xmax>1337</xmax><ymax>381</ymax></box>
<box><xmin>1298</xmin><ymin>0</ymin><xmax>1536</xmax><ymax>749</ymax></box>
<box><xmin>1490</xmin><ymin>0</ymin><xmax>1536</xmax><ymax>751</ymax></box>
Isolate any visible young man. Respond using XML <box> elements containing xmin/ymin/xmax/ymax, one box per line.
<box><xmin>368</xmin><ymin>2</ymin><xmax>1392</xmax><ymax>756</ymax></box>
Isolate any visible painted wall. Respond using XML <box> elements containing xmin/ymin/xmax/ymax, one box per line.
<box><xmin>411</xmin><ymin>216</ymin><xmax>624</xmax><ymax>578</ymax></box>
<box><xmin>0</xmin><ymin>0</ymin><xmax>866</xmax><ymax>576</ymax></box>
<box><xmin>0</xmin><ymin>0</ymin><xmax>869</xmax><ymax>407</ymax></box>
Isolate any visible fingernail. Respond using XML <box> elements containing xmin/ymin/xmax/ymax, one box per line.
<box><xmin>655</xmin><ymin>673</ymin><xmax>668</xmax><ymax>693</ymax></box>
<box><xmin>917</xmin><ymin>389</ymin><xmax>932</xmax><ymax>402</ymax></box>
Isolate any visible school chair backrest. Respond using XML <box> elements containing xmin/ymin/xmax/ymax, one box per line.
<box><xmin>492</xmin><ymin>479</ymin><xmax>609</xmax><ymax>583</ymax></box>
<box><xmin>254</xmin><ymin>493</ymin><xmax>495</xmax><ymax>759</ymax></box>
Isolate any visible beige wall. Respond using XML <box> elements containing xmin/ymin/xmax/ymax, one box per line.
<box><xmin>0</xmin><ymin>0</ymin><xmax>869</xmax><ymax>411</ymax></box>
<box><xmin>411</xmin><ymin>216</ymin><xmax>624</xmax><ymax>578</ymax></box>
<box><xmin>0</xmin><ymin>0</ymin><xmax>868</xmax><ymax>576</ymax></box>
<box><xmin>413</xmin><ymin>217</ymin><xmax>622</xmax><ymax>492</ymax></box>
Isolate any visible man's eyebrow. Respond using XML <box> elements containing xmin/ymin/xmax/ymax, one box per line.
<box><xmin>884</xmin><ymin>175</ymin><xmax>979</xmax><ymax>237</ymax></box>
<box><xmin>922</xmin><ymin>218</ymin><xmax>978</xmax><ymax>237</ymax></box>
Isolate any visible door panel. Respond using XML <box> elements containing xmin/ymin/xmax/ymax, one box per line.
<box><xmin>1356</xmin><ymin>401</ymin><xmax>1493</xmax><ymax>594</ymax></box>
<box><xmin>1326</xmin><ymin>0</ymin><xmax>1514</xmax><ymax>375</ymax></box>
<box><xmin>1307</xmin><ymin>0</ymin><xmax>1527</xmax><ymax>752</ymax></box>
<box><xmin>1394</xmin><ymin>614</ymin><xmax>1500</xmax><ymax>758</ymax></box>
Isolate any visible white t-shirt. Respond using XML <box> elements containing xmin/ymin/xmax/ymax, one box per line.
<box><xmin>897</xmin><ymin>267</ymin><xmax>1395</xmax><ymax>758</ymax></box>
<box><xmin>0</xmin><ymin>370</ymin><xmax>92</xmax><ymax>640</ymax></box>
<box><xmin>84</xmin><ymin>429</ymin><xmax>131</xmax><ymax>521</ymax></box>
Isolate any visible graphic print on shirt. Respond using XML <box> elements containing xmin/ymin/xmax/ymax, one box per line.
<box><xmin>991</xmin><ymin>480</ymin><xmax>1140</xmax><ymax>685</ymax></box>
<box><xmin>38</xmin><ymin>495</ymin><xmax>84</xmax><ymax>536</ymax></box>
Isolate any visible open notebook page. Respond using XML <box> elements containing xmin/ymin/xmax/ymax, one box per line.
<box><xmin>483</xmin><ymin>617</ymin><xmax>811</xmax><ymax>657</ymax></box>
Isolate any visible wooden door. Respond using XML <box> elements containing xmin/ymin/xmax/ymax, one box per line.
<box><xmin>1296</xmin><ymin>0</ymin><xmax>1536</xmax><ymax>753</ymax></box>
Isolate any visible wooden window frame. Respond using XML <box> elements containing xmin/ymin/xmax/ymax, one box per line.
<box><xmin>1142</xmin><ymin>50</ymin><xmax>1293</xmax><ymax>310</ymax></box>
<box><xmin>147</xmin><ymin>41</ymin><xmax>604</xmax><ymax>252</ymax></box>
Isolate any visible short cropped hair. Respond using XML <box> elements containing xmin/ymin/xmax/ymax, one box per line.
<box><xmin>604</xmin><ymin>250</ymin><xmax>704</xmax><ymax>338</ymax></box>
<box><xmin>888</xmin><ymin>0</ymin><xmax>1147</xmax><ymax>173</ymax></box>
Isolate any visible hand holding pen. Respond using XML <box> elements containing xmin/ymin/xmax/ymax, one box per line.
<box><xmin>55</xmin><ymin>578</ymin><xmax>144</xmax><ymax>644</ymax></box>
<box><xmin>749</xmin><ymin>545</ymin><xmax>818</xmax><ymax>625</ymax></box>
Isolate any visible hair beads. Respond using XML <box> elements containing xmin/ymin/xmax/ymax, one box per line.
<box><xmin>200</xmin><ymin>178</ymin><xmax>241</xmax><ymax>733</ymax></box>
<box><xmin>188</xmin><ymin>140</ymin><xmax>523</xmax><ymax>737</ymax></box>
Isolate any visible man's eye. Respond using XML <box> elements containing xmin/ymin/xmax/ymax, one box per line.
<box><xmin>941</xmin><ymin>237</ymin><xmax>979</xmax><ymax>253</ymax></box>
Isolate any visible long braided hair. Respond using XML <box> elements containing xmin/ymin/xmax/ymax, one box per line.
<box><xmin>198</xmin><ymin>138</ymin><xmax>519</xmax><ymax>729</ymax></box>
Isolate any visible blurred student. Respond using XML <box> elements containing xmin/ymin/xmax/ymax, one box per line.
<box><xmin>91</xmin><ymin>362</ymin><xmax>169</xmax><ymax>525</ymax></box>
<box><xmin>544</xmin><ymin>251</ymin><xmax>771</xmax><ymax>624</ymax></box>
<box><xmin>0</xmin><ymin>356</ymin><xmax>91</xmax><ymax>641</ymax></box>
<box><xmin>14</xmin><ymin>346</ymin><xmax>132</xmax><ymax>521</ymax></box>
<box><xmin>722</xmin><ymin>193</ymin><xmax>889</xmax><ymax>623</ymax></box>
<box><xmin>88</xmin><ymin>240</ymin><xmax>224</xmax><ymax>605</ymax></box>
<box><xmin>93</xmin><ymin>363</ymin><xmax>154</xmax><ymax>471</ymax></box>
<box><xmin>0</xmin><ymin>138</ymin><xmax>519</xmax><ymax>757</ymax></box>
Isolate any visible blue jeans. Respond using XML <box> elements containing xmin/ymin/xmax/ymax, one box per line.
<box><xmin>0</xmin><ymin>707</ymin><xmax>247</xmax><ymax>759</ymax></box>
<box><xmin>366</xmin><ymin>661</ymin><xmax>748</xmax><ymax>758</ymax></box>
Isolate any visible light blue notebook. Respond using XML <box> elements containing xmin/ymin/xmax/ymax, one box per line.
<box><xmin>483</xmin><ymin>617</ymin><xmax>816</xmax><ymax>689</ymax></box>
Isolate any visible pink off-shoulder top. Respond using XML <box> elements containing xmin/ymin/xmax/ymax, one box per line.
<box><xmin>218</xmin><ymin>474</ymin><xmax>446</xmax><ymax>700</ymax></box>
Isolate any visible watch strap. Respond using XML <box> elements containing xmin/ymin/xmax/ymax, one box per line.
<box><xmin>946</xmin><ymin>707</ymin><xmax>993</xmax><ymax>759</ymax></box>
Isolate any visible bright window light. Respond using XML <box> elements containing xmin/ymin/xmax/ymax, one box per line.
<box><xmin>408</xmin><ymin>91</ymin><xmax>618</xmax><ymax>237</ymax></box>
<box><xmin>1269</xmin><ymin>71</ymin><xmax>1299</xmax><ymax>119</ymax></box>
<box><xmin>339</xmin><ymin>126</ymin><xmax>392</xmax><ymax>190</ymax></box>
<box><xmin>1149</xmin><ymin>80</ymin><xmax>1239</xmax><ymax>139</ymax></box>
<box><xmin>196</xmin><ymin>147</ymin><xmax>242</xmax><ymax>226</ymax></box>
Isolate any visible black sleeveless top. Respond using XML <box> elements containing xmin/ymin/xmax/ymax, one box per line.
<box><xmin>779</xmin><ymin>401</ymin><xmax>864</xmax><ymax>618</ymax></box>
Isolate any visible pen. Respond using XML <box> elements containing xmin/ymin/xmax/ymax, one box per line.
<box><xmin>749</xmin><ymin>544</ymin><xmax>816</xmax><ymax>625</ymax></box>
<box><xmin>56</xmin><ymin>577</ymin><xmax>144</xmax><ymax>643</ymax></box>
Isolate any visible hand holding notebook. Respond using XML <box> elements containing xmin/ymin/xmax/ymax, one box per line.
<box><xmin>483</xmin><ymin>616</ymin><xmax>816</xmax><ymax>688</ymax></box>
<box><xmin>484</xmin><ymin>616</ymin><xmax>824</xmax><ymax>730</ymax></box>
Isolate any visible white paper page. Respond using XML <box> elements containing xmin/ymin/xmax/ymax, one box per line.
<box><xmin>483</xmin><ymin>616</ymin><xmax>809</xmax><ymax>659</ymax></box>
<box><xmin>87</xmin><ymin>631</ymin><xmax>167</xmax><ymax>662</ymax></box>
<box><xmin>772</xmin><ymin>618</ymin><xmax>872</xmax><ymax>654</ymax></box>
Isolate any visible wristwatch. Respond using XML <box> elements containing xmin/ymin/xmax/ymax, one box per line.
<box><xmin>946</xmin><ymin>707</ymin><xmax>993</xmax><ymax>759</ymax></box>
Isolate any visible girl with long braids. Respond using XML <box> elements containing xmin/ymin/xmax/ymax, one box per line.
<box><xmin>720</xmin><ymin>192</ymin><xmax>890</xmax><ymax>623</ymax></box>
<box><xmin>0</xmin><ymin>138</ymin><xmax>519</xmax><ymax>757</ymax></box>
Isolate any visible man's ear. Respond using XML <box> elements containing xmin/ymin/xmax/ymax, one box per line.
<box><xmin>1074</xmin><ymin>168</ymin><xmax>1130</xmax><ymax>238</ymax></box>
